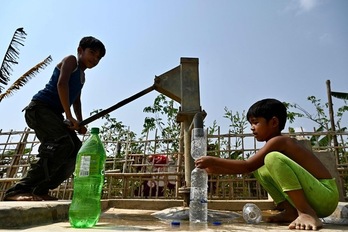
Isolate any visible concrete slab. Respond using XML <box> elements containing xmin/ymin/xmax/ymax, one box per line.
<box><xmin>0</xmin><ymin>201</ymin><xmax>70</xmax><ymax>229</ymax></box>
<box><xmin>0</xmin><ymin>200</ymin><xmax>347</xmax><ymax>231</ymax></box>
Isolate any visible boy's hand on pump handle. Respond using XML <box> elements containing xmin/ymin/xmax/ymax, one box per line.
<box><xmin>63</xmin><ymin>119</ymin><xmax>87</xmax><ymax>134</ymax></box>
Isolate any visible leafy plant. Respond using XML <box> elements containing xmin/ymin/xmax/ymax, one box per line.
<box><xmin>0</xmin><ymin>56</ymin><xmax>52</xmax><ymax>101</ymax></box>
<box><xmin>0</xmin><ymin>28</ymin><xmax>27</xmax><ymax>92</ymax></box>
<box><xmin>142</xmin><ymin>94</ymin><xmax>180</xmax><ymax>153</ymax></box>
<box><xmin>89</xmin><ymin>109</ymin><xmax>138</xmax><ymax>158</ymax></box>
<box><xmin>207</xmin><ymin>107</ymin><xmax>249</xmax><ymax>160</ymax></box>
<box><xmin>0</xmin><ymin>27</ymin><xmax>52</xmax><ymax>102</ymax></box>
<box><xmin>287</xmin><ymin>96</ymin><xmax>347</xmax><ymax>134</ymax></box>
<box><xmin>331</xmin><ymin>91</ymin><xmax>348</xmax><ymax>100</ymax></box>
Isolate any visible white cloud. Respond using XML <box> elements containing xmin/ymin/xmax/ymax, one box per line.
<box><xmin>298</xmin><ymin>0</ymin><xmax>318</xmax><ymax>12</ymax></box>
<box><xmin>284</xmin><ymin>0</ymin><xmax>322</xmax><ymax>14</ymax></box>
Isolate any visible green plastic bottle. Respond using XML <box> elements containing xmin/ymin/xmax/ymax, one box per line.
<box><xmin>69</xmin><ymin>127</ymin><xmax>106</xmax><ymax>228</ymax></box>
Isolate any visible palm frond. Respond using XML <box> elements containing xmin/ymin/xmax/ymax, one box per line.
<box><xmin>0</xmin><ymin>28</ymin><xmax>27</xmax><ymax>93</ymax></box>
<box><xmin>331</xmin><ymin>91</ymin><xmax>348</xmax><ymax>100</ymax></box>
<box><xmin>0</xmin><ymin>56</ymin><xmax>52</xmax><ymax>102</ymax></box>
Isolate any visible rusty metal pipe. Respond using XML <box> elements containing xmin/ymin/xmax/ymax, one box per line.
<box><xmin>79</xmin><ymin>85</ymin><xmax>155</xmax><ymax>126</ymax></box>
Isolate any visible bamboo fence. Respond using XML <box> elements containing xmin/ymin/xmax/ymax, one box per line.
<box><xmin>0</xmin><ymin>128</ymin><xmax>347</xmax><ymax>201</ymax></box>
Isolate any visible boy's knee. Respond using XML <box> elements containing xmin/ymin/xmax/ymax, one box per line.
<box><xmin>38</xmin><ymin>142</ymin><xmax>58</xmax><ymax>158</ymax></box>
<box><xmin>264</xmin><ymin>151</ymin><xmax>284</xmax><ymax>165</ymax></box>
<box><xmin>253</xmin><ymin>165</ymin><xmax>268</xmax><ymax>179</ymax></box>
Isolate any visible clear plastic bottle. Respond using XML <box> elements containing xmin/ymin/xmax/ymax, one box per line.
<box><xmin>190</xmin><ymin>113</ymin><xmax>208</xmax><ymax>223</ymax></box>
<box><xmin>69</xmin><ymin>127</ymin><xmax>106</xmax><ymax>228</ymax></box>
<box><xmin>191</xmin><ymin>167</ymin><xmax>208</xmax><ymax>188</ymax></box>
<box><xmin>242</xmin><ymin>203</ymin><xmax>262</xmax><ymax>224</ymax></box>
<box><xmin>189</xmin><ymin>188</ymin><xmax>208</xmax><ymax>223</ymax></box>
<box><xmin>191</xmin><ymin>128</ymin><xmax>207</xmax><ymax>160</ymax></box>
<box><xmin>189</xmin><ymin>168</ymin><xmax>208</xmax><ymax>223</ymax></box>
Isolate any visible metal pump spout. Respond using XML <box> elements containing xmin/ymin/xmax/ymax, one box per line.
<box><xmin>194</xmin><ymin>112</ymin><xmax>203</xmax><ymax>129</ymax></box>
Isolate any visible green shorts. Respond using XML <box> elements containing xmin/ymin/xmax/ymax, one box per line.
<box><xmin>253</xmin><ymin>151</ymin><xmax>339</xmax><ymax>217</ymax></box>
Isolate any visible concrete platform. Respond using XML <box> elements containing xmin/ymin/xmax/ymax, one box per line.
<box><xmin>0</xmin><ymin>200</ymin><xmax>347</xmax><ymax>231</ymax></box>
<box><xmin>3</xmin><ymin>220</ymin><xmax>348</xmax><ymax>232</ymax></box>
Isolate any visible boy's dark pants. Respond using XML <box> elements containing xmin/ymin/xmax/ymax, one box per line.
<box><xmin>4</xmin><ymin>101</ymin><xmax>82</xmax><ymax>198</ymax></box>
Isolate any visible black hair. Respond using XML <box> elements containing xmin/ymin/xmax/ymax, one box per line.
<box><xmin>246</xmin><ymin>98</ymin><xmax>287</xmax><ymax>131</ymax></box>
<box><xmin>79</xmin><ymin>36</ymin><xmax>106</xmax><ymax>58</ymax></box>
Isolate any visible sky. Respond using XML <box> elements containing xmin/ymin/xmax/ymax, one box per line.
<box><xmin>0</xmin><ymin>0</ymin><xmax>347</xmax><ymax>135</ymax></box>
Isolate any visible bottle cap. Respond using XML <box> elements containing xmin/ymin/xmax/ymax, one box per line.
<box><xmin>213</xmin><ymin>221</ymin><xmax>222</xmax><ymax>226</ymax></box>
<box><xmin>91</xmin><ymin>127</ymin><xmax>99</xmax><ymax>134</ymax></box>
<box><xmin>171</xmin><ymin>221</ymin><xmax>180</xmax><ymax>226</ymax></box>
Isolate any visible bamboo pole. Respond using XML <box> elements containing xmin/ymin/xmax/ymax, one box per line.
<box><xmin>326</xmin><ymin>80</ymin><xmax>345</xmax><ymax>201</ymax></box>
<box><xmin>326</xmin><ymin>80</ymin><xmax>340</xmax><ymax>161</ymax></box>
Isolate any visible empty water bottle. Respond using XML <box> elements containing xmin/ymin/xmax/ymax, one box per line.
<box><xmin>243</xmin><ymin>203</ymin><xmax>262</xmax><ymax>224</ymax></box>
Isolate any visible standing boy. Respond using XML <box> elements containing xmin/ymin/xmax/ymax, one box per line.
<box><xmin>4</xmin><ymin>36</ymin><xmax>106</xmax><ymax>201</ymax></box>
<box><xmin>195</xmin><ymin>98</ymin><xmax>338</xmax><ymax>230</ymax></box>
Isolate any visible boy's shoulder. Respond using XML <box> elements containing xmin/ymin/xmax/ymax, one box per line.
<box><xmin>265</xmin><ymin>135</ymin><xmax>298</xmax><ymax>148</ymax></box>
<box><xmin>57</xmin><ymin>55</ymin><xmax>78</xmax><ymax>70</ymax></box>
<box><xmin>267</xmin><ymin>134</ymin><xmax>288</xmax><ymax>142</ymax></box>
<box><xmin>63</xmin><ymin>55</ymin><xmax>77</xmax><ymax>63</ymax></box>
<box><xmin>265</xmin><ymin>135</ymin><xmax>309</xmax><ymax>155</ymax></box>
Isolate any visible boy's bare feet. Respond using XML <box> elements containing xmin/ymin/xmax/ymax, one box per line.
<box><xmin>265</xmin><ymin>201</ymin><xmax>298</xmax><ymax>223</ymax></box>
<box><xmin>288</xmin><ymin>212</ymin><xmax>323</xmax><ymax>230</ymax></box>
<box><xmin>4</xmin><ymin>193</ymin><xmax>58</xmax><ymax>201</ymax></box>
<box><xmin>3</xmin><ymin>193</ymin><xmax>42</xmax><ymax>201</ymax></box>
